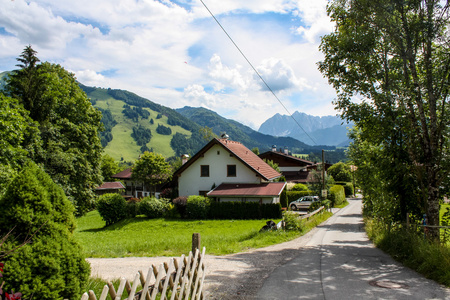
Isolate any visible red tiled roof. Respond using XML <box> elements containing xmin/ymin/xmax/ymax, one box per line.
<box><xmin>173</xmin><ymin>138</ymin><xmax>281</xmax><ymax>181</ymax></box>
<box><xmin>112</xmin><ymin>168</ymin><xmax>132</xmax><ymax>179</ymax></box>
<box><xmin>96</xmin><ymin>182</ymin><xmax>125</xmax><ymax>190</ymax></box>
<box><xmin>207</xmin><ymin>182</ymin><xmax>286</xmax><ymax>197</ymax></box>
<box><xmin>216</xmin><ymin>139</ymin><xmax>281</xmax><ymax>180</ymax></box>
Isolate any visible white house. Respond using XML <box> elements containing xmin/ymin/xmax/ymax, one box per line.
<box><xmin>173</xmin><ymin>138</ymin><xmax>286</xmax><ymax>204</ymax></box>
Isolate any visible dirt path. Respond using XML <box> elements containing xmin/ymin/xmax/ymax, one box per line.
<box><xmin>87</xmin><ymin>226</ymin><xmax>320</xmax><ymax>299</ymax></box>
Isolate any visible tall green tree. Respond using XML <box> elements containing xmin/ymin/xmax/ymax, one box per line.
<box><xmin>327</xmin><ymin>162</ymin><xmax>352</xmax><ymax>182</ymax></box>
<box><xmin>0</xmin><ymin>93</ymin><xmax>41</xmax><ymax>194</ymax></box>
<box><xmin>132</xmin><ymin>152</ymin><xmax>172</xmax><ymax>194</ymax></box>
<box><xmin>6</xmin><ymin>46</ymin><xmax>103</xmax><ymax>215</ymax></box>
<box><xmin>319</xmin><ymin>0</ymin><xmax>450</xmax><ymax>239</ymax></box>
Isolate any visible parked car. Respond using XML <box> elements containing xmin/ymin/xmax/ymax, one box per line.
<box><xmin>289</xmin><ymin>196</ymin><xmax>320</xmax><ymax>211</ymax></box>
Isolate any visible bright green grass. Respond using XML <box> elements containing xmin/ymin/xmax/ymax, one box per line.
<box><xmin>441</xmin><ymin>203</ymin><xmax>450</xmax><ymax>243</ymax></box>
<box><xmin>91</xmin><ymin>94</ymin><xmax>191</xmax><ymax>161</ymax></box>
<box><xmin>75</xmin><ymin>210</ymin><xmax>332</xmax><ymax>258</ymax></box>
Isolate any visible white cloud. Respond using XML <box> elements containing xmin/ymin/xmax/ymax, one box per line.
<box><xmin>0</xmin><ymin>0</ymin><xmax>337</xmax><ymax>130</ymax></box>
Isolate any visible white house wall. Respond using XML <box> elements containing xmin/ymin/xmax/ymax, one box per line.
<box><xmin>178</xmin><ymin>144</ymin><xmax>261</xmax><ymax>197</ymax></box>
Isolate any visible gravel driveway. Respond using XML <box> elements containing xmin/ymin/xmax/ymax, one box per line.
<box><xmin>87</xmin><ymin>226</ymin><xmax>320</xmax><ymax>299</ymax></box>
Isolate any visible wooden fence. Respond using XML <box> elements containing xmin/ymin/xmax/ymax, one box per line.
<box><xmin>79</xmin><ymin>247</ymin><xmax>206</xmax><ymax>300</ymax></box>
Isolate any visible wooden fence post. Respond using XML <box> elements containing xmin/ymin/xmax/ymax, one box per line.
<box><xmin>192</xmin><ymin>233</ymin><xmax>201</xmax><ymax>254</ymax></box>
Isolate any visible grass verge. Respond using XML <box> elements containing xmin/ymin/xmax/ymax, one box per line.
<box><xmin>365</xmin><ymin>218</ymin><xmax>450</xmax><ymax>287</ymax></box>
<box><xmin>75</xmin><ymin>210</ymin><xmax>332</xmax><ymax>258</ymax></box>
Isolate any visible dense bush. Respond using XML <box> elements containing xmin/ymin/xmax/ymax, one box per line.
<box><xmin>291</xmin><ymin>183</ymin><xmax>308</xmax><ymax>191</ymax></box>
<box><xmin>97</xmin><ymin>193</ymin><xmax>128</xmax><ymax>226</ymax></box>
<box><xmin>131</xmin><ymin>125</ymin><xmax>152</xmax><ymax>146</ymax></box>
<box><xmin>366</xmin><ymin>218</ymin><xmax>450</xmax><ymax>287</ymax></box>
<box><xmin>173</xmin><ymin>196</ymin><xmax>188</xmax><ymax>218</ymax></box>
<box><xmin>344</xmin><ymin>182</ymin><xmax>354</xmax><ymax>197</ymax></box>
<box><xmin>208</xmin><ymin>202</ymin><xmax>281</xmax><ymax>219</ymax></box>
<box><xmin>156</xmin><ymin>124</ymin><xmax>172</xmax><ymax>135</ymax></box>
<box><xmin>329</xmin><ymin>185</ymin><xmax>346</xmax><ymax>206</ymax></box>
<box><xmin>283</xmin><ymin>211</ymin><xmax>302</xmax><ymax>231</ymax></box>
<box><xmin>0</xmin><ymin>162</ymin><xmax>90</xmax><ymax>300</ymax></box>
<box><xmin>126</xmin><ymin>198</ymin><xmax>141</xmax><ymax>218</ymax></box>
<box><xmin>139</xmin><ymin>197</ymin><xmax>169</xmax><ymax>218</ymax></box>
<box><xmin>186</xmin><ymin>196</ymin><xmax>210</xmax><ymax>219</ymax></box>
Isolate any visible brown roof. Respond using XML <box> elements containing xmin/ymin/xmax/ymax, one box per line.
<box><xmin>173</xmin><ymin>138</ymin><xmax>281</xmax><ymax>181</ymax></box>
<box><xmin>112</xmin><ymin>168</ymin><xmax>132</xmax><ymax>179</ymax></box>
<box><xmin>96</xmin><ymin>182</ymin><xmax>125</xmax><ymax>190</ymax></box>
<box><xmin>258</xmin><ymin>151</ymin><xmax>314</xmax><ymax>167</ymax></box>
<box><xmin>207</xmin><ymin>182</ymin><xmax>286</xmax><ymax>197</ymax></box>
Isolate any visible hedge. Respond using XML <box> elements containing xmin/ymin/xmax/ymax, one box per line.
<box><xmin>329</xmin><ymin>185</ymin><xmax>346</xmax><ymax>206</ymax></box>
<box><xmin>335</xmin><ymin>181</ymin><xmax>354</xmax><ymax>197</ymax></box>
<box><xmin>209</xmin><ymin>201</ymin><xmax>281</xmax><ymax>219</ymax></box>
<box><xmin>284</xmin><ymin>191</ymin><xmax>313</xmax><ymax>206</ymax></box>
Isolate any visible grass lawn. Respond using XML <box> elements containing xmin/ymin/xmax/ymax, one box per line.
<box><xmin>75</xmin><ymin>210</ymin><xmax>332</xmax><ymax>258</ymax></box>
<box><xmin>441</xmin><ymin>203</ymin><xmax>450</xmax><ymax>243</ymax></box>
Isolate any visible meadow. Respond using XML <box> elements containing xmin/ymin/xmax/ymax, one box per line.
<box><xmin>74</xmin><ymin>210</ymin><xmax>332</xmax><ymax>258</ymax></box>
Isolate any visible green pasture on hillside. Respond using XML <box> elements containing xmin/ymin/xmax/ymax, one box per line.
<box><xmin>74</xmin><ymin>210</ymin><xmax>332</xmax><ymax>258</ymax></box>
<box><xmin>90</xmin><ymin>90</ymin><xmax>191</xmax><ymax>161</ymax></box>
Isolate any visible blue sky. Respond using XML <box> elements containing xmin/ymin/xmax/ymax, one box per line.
<box><xmin>0</xmin><ymin>0</ymin><xmax>337</xmax><ymax>130</ymax></box>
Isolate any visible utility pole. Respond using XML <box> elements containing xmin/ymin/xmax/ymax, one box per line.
<box><xmin>322</xmin><ymin>150</ymin><xmax>326</xmax><ymax>199</ymax></box>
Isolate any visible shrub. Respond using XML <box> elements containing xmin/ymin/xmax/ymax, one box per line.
<box><xmin>0</xmin><ymin>162</ymin><xmax>90</xmax><ymax>300</ymax></box>
<box><xmin>329</xmin><ymin>185</ymin><xmax>346</xmax><ymax>206</ymax></box>
<box><xmin>344</xmin><ymin>182</ymin><xmax>354</xmax><ymax>197</ymax></box>
<box><xmin>97</xmin><ymin>193</ymin><xmax>127</xmax><ymax>226</ymax></box>
<box><xmin>283</xmin><ymin>211</ymin><xmax>302</xmax><ymax>231</ymax></box>
<box><xmin>291</xmin><ymin>183</ymin><xmax>308</xmax><ymax>191</ymax></box>
<box><xmin>186</xmin><ymin>196</ymin><xmax>210</xmax><ymax>219</ymax></box>
<box><xmin>173</xmin><ymin>196</ymin><xmax>188</xmax><ymax>218</ymax></box>
<box><xmin>126</xmin><ymin>198</ymin><xmax>141</xmax><ymax>218</ymax></box>
<box><xmin>139</xmin><ymin>197</ymin><xmax>169</xmax><ymax>218</ymax></box>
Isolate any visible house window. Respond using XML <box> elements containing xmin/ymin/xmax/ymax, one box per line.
<box><xmin>201</xmin><ymin>165</ymin><xmax>210</xmax><ymax>177</ymax></box>
<box><xmin>227</xmin><ymin>165</ymin><xmax>236</xmax><ymax>177</ymax></box>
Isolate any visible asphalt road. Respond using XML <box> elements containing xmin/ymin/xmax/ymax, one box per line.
<box><xmin>256</xmin><ymin>198</ymin><xmax>450</xmax><ymax>300</ymax></box>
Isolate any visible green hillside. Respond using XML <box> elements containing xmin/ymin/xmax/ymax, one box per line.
<box><xmin>80</xmin><ymin>86</ymin><xmax>204</xmax><ymax>162</ymax></box>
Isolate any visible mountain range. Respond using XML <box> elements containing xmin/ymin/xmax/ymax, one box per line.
<box><xmin>1</xmin><ymin>70</ymin><xmax>346</xmax><ymax>162</ymax></box>
<box><xmin>258</xmin><ymin>112</ymin><xmax>352</xmax><ymax>147</ymax></box>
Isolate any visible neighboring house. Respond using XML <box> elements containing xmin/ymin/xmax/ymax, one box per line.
<box><xmin>174</xmin><ymin>137</ymin><xmax>285</xmax><ymax>204</ymax></box>
<box><xmin>258</xmin><ymin>147</ymin><xmax>315</xmax><ymax>184</ymax></box>
<box><xmin>111</xmin><ymin>168</ymin><xmax>158</xmax><ymax>198</ymax></box>
<box><xmin>95</xmin><ymin>181</ymin><xmax>125</xmax><ymax>196</ymax></box>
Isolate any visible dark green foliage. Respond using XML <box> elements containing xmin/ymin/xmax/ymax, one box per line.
<box><xmin>156</xmin><ymin>113</ymin><xmax>163</xmax><ymax>119</ymax></box>
<box><xmin>208</xmin><ymin>202</ymin><xmax>281</xmax><ymax>219</ymax></box>
<box><xmin>283</xmin><ymin>211</ymin><xmax>302</xmax><ymax>231</ymax></box>
<box><xmin>343</xmin><ymin>182</ymin><xmax>354</xmax><ymax>197</ymax></box>
<box><xmin>139</xmin><ymin>197</ymin><xmax>169</xmax><ymax>218</ymax></box>
<box><xmin>156</xmin><ymin>124</ymin><xmax>172</xmax><ymax>135</ymax></box>
<box><xmin>97</xmin><ymin>193</ymin><xmax>127</xmax><ymax>226</ymax></box>
<box><xmin>126</xmin><ymin>198</ymin><xmax>141</xmax><ymax>218</ymax></box>
<box><xmin>140</xmin><ymin>144</ymin><xmax>153</xmax><ymax>153</ymax></box>
<box><xmin>150</xmin><ymin>118</ymin><xmax>154</xmax><ymax>125</ymax></box>
<box><xmin>329</xmin><ymin>185</ymin><xmax>345</xmax><ymax>206</ymax></box>
<box><xmin>291</xmin><ymin>183</ymin><xmax>308</xmax><ymax>191</ymax></box>
<box><xmin>97</xmin><ymin>108</ymin><xmax>117</xmax><ymax>147</ymax></box>
<box><xmin>0</xmin><ymin>162</ymin><xmax>90</xmax><ymax>300</ymax></box>
<box><xmin>6</xmin><ymin>53</ymin><xmax>103</xmax><ymax>215</ymax></box>
<box><xmin>131</xmin><ymin>125</ymin><xmax>152</xmax><ymax>146</ymax></box>
<box><xmin>327</xmin><ymin>162</ymin><xmax>352</xmax><ymax>182</ymax></box>
<box><xmin>173</xmin><ymin>196</ymin><xmax>187</xmax><ymax>218</ymax></box>
<box><xmin>0</xmin><ymin>93</ymin><xmax>41</xmax><ymax>194</ymax></box>
<box><xmin>122</xmin><ymin>104</ymin><xmax>150</xmax><ymax>121</ymax></box>
<box><xmin>367</xmin><ymin>219</ymin><xmax>450</xmax><ymax>287</ymax></box>
<box><xmin>280</xmin><ymin>188</ymin><xmax>287</xmax><ymax>208</ymax></box>
<box><xmin>170</xmin><ymin>132</ymin><xmax>205</xmax><ymax>157</ymax></box>
<box><xmin>442</xmin><ymin>207</ymin><xmax>450</xmax><ymax>244</ymax></box>
<box><xmin>186</xmin><ymin>196</ymin><xmax>210</xmax><ymax>219</ymax></box>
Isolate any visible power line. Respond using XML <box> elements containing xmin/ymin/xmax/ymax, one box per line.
<box><xmin>199</xmin><ymin>0</ymin><xmax>317</xmax><ymax>145</ymax></box>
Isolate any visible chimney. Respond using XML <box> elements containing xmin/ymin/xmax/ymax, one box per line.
<box><xmin>284</xmin><ymin>147</ymin><xmax>289</xmax><ymax>155</ymax></box>
<box><xmin>271</xmin><ymin>145</ymin><xmax>277</xmax><ymax>152</ymax></box>
<box><xmin>181</xmin><ymin>154</ymin><xmax>189</xmax><ymax>165</ymax></box>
